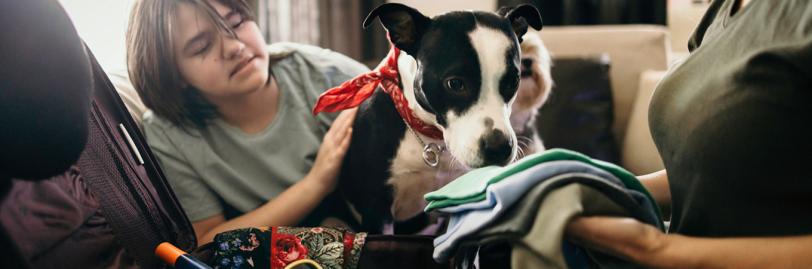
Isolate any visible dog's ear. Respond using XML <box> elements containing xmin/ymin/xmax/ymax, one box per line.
<box><xmin>363</xmin><ymin>3</ymin><xmax>431</xmax><ymax>55</ymax></box>
<box><xmin>498</xmin><ymin>4</ymin><xmax>543</xmax><ymax>43</ymax></box>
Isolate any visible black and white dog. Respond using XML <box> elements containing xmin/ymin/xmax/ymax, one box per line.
<box><xmin>336</xmin><ymin>3</ymin><xmax>543</xmax><ymax>233</ymax></box>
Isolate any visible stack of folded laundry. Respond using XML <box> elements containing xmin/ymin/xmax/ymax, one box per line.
<box><xmin>425</xmin><ymin>149</ymin><xmax>664</xmax><ymax>269</ymax></box>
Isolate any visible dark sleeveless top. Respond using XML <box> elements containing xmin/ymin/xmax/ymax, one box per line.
<box><xmin>649</xmin><ymin>0</ymin><xmax>812</xmax><ymax>237</ymax></box>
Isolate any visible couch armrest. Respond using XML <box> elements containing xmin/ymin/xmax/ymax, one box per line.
<box><xmin>622</xmin><ymin>70</ymin><xmax>666</xmax><ymax>174</ymax></box>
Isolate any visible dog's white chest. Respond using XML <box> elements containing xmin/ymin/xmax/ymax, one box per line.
<box><xmin>386</xmin><ymin>134</ymin><xmax>468</xmax><ymax>220</ymax></box>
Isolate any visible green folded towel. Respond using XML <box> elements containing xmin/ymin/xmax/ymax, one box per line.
<box><xmin>423</xmin><ymin>149</ymin><xmax>660</xmax><ymax>219</ymax></box>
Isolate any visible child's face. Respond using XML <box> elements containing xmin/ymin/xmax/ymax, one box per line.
<box><xmin>172</xmin><ymin>0</ymin><xmax>268</xmax><ymax>101</ymax></box>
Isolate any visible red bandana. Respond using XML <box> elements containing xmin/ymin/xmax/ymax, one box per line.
<box><xmin>312</xmin><ymin>46</ymin><xmax>443</xmax><ymax>140</ymax></box>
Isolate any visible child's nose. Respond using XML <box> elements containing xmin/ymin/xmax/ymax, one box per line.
<box><xmin>223</xmin><ymin>38</ymin><xmax>246</xmax><ymax>59</ymax></box>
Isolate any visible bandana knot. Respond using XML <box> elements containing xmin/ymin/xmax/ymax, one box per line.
<box><xmin>312</xmin><ymin>46</ymin><xmax>443</xmax><ymax>140</ymax></box>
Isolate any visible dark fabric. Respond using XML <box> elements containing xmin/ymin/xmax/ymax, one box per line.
<box><xmin>79</xmin><ymin>48</ymin><xmax>198</xmax><ymax>266</ymax></box>
<box><xmin>0</xmin><ymin>0</ymin><xmax>92</xmax><ymax>180</ymax></box>
<box><xmin>0</xmin><ymin>1</ymin><xmax>95</xmax><ymax>267</ymax></box>
<box><xmin>650</xmin><ymin>0</ymin><xmax>812</xmax><ymax>237</ymax></box>
<box><xmin>454</xmin><ymin>174</ymin><xmax>660</xmax><ymax>269</ymax></box>
<box><xmin>1</xmin><ymin>30</ymin><xmax>196</xmax><ymax>269</ymax></box>
<box><xmin>0</xmin><ymin>168</ymin><xmax>133</xmax><ymax>268</ymax></box>
<box><xmin>0</xmin><ymin>228</ymin><xmax>28</xmax><ymax>269</ymax></box>
<box><xmin>359</xmin><ymin>235</ymin><xmax>449</xmax><ymax>269</ymax></box>
<box><xmin>0</xmin><ymin>48</ymin><xmax>198</xmax><ymax>268</ymax></box>
<box><xmin>497</xmin><ymin>0</ymin><xmax>666</xmax><ymax>26</ymax></box>
<box><xmin>536</xmin><ymin>56</ymin><xmax>619</xmax><ymax>164</ymax></box>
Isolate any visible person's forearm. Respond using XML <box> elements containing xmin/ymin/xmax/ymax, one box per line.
<box><xmin>638</xmin><ymin>169</ymin><xmax>670</xmax><ymax>215</ymax></box>
<box><xmin>643</xmin><ymin>234</ymin><xmax>812</xmax><ymax>269</ymax></box>
<box><xmin>200</xmin><ymin>174</ymin><xmax>330</xmax><ymax>243</ymax></box>
<box><xmin>569</xmin><ymin>217</ymin><xmax>812</xmax><ymax>269</ymax></box>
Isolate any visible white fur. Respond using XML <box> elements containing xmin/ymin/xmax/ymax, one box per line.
<box><xmin>398</xmin><ymin>52</ymin><xmax>440</xmax><ymax>126</ymax></box>
<box><xmin>444</xmin><ymin>25</ymin><xmax>518</xmax><ymax>167</ymax></box>
<box><xmin>387</xmin><ymin>132</ymin><xmax>465</xmax><ymax>220</ymax></box>
<box><xmin>387</xmin><ymin>51</ymin><xmax>451</xmax><ymax>221</ymax></box>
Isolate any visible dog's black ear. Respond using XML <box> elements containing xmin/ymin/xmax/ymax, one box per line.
<box><xmin>499</xmin><ymin>4</ymin><xmax>543</xmax><ymax>43</ymax></box>
<box><xmin>363</xmin><ymin>3</ymin><xmax>431</xmax><ymax>55</ymax></box>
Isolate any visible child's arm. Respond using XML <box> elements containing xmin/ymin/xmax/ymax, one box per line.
<box><xmin>195</xmin><ymin>109</ymin><xmax>356</xmax><ymax>244</ymax></box>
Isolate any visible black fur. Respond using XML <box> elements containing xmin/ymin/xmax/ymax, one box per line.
<box><xmin>338</xmin><ymin>90</ymin><xmax>405</xmax><ymax>233</ymax></box>
<box><xmin>338</xmin><ymin>3</ymin><xmax>542</xmax><ymax>233</ymax></box>
<box><xmin>414</xmin><ymin>11</ymin><xmax>483</xmax><ymax>126</ymax></box>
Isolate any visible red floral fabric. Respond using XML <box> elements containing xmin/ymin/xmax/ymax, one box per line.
<box><xmin>210</xmin><ymin>227</ymin><xmax>367</xmax><ymax>269</ymax></box>
<box><xmin>270</xmin><ymin>230</ymin><xmax>308</xmax><ymax>268</ymax></box>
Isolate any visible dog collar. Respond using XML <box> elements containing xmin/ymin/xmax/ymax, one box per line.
<box><xmin>312</xmin><ymin>46</ymin><xmax>444</xmax><ymax>141</ymax></box>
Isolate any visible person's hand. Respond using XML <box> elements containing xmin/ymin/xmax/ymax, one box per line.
<box><xmin>307</xmin><ymin>108</ymin><xmax>356</xmax><ymax>193</ymax></box>
<box><xmin>566</xmin><ymin>216</ymin><xmax>670</xmax><ymax>267</ymax></box>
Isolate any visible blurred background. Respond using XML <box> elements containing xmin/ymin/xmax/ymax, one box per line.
<box><xmin>57</xmin><ymin>0</ymin><xmax>715</xmax><ymax>174</ymax></box>
<box><xmin>59</xmin><ymin>0</ymin><xmax>710</xmax><ymax>72</ymax></box>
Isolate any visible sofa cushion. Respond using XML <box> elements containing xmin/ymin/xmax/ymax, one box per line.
<box><xmin>536</xmin><ymin>55</ymin><xmax>619</xmax><ymax>164</ymax></box>
<box><xmin>538</xmin><ymin>25</ymin><xmax>670</xmax><ymax>146</ymax></box>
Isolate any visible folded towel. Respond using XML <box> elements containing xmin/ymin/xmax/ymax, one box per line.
<box><xmin>459</xmin><ymin>181</ymin><xmax>659</xmax><ymax>268</ymax></box>
<box><xmin>426</xmin><ymin>149</ymin><xmax>663</xmax><ymax>266</ymax></box>
<box><xmin>431</xmin><ymin>161</ymin><xmax>627</xmax><ymax>260</ymax></box>
<box><xmin>423</xmin><ymin>149</ymin><xmax>655</xmax><ymax>214</ymax></box>
<box><xmin>435</xmin><ymin>160</ymin><xmax>619</xmax><ymax>214</ymax></box>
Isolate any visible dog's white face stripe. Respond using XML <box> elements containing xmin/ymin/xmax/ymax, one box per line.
<box><xmin>444</xmin><ymin>24</ymin><xmax>518</xmax><ymax>167</ymax></box>
<box><xmin>398</xmin><ymin>52</ymin><xmax>441</xmax><ymax>127</ymax></box>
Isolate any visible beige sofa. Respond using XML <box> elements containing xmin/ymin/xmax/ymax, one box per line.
<box><xmin>536</xmin><ymin>25</ymin><xmax>671</xmax><ymax>175</ymax></box>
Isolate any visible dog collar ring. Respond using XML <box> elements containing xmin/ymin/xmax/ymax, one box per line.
<box><xmin>402</xmin><ymin>115</ymin><xmax>444</xmax><ymax>168</ymax></box>
<box><xmin>423</xmin><ymin>143</ymin><xmax>442</xmax><ymax>167</ymax></box>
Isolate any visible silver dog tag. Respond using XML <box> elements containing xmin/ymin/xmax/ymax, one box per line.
<box><xmin>423</xmin><ymin>143</ymin><xmax>442</xmax><ymax>167</ymax></box>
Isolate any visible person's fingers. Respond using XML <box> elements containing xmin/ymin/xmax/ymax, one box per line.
<box><xmin>334</xmin><ymin>110</ymin><xmax>351</xmax><ymax>124</ymax></box>
<box><xmin>336</xmin><ymin>109</ymin><xmax>356</xmax><ymax>131</ymax></box>
<box><xmin>329</xmin><ymin>109</ymin><xmax>356</xmax><ymax>144</ymax></box>
<box><xmin>331</xmin><ymin>129</ymin><xmax>352</xmax><ymax>159</ymax></box>
<box><xmin>339</xmin><ymin>128</ymin><xmax>353</xmax><ymax>153</ymax></box>
<box><xmin>326</xmin><ymin>110</ymin><xmax>350</xmax><ymax>136</ymax></box>
<box><xmin>339</xmin><ymin>108</ymin><xmax>358</xmax><ymax>127</ymax></box>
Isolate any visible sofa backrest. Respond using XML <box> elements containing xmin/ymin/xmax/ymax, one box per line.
<box><xmin>108</xmin><ymin>70</ymin><xmax>148</xmax><ymax>128</ymax></box>
<box><xmin>537</xmin><ymin>25</ymin><xmax>670</xmax><ymax>174</ymax></box>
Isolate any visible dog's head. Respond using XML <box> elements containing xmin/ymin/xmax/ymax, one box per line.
<box><xmin>364</xmin><ymin>4</ymin><xmax>542</xmax><ymax>167</ymax></box>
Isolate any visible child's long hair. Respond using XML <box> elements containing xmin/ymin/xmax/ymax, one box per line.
<box><xmin>126</xmin><ymin>0</ymin><xmax>253</xmax><ymax>128</ymax></box>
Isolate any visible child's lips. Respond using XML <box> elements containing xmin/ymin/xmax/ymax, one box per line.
<box><xmin>230</xmin><ymin>56</ymin><xmax>257</xmax><ymax>78</ymax></box>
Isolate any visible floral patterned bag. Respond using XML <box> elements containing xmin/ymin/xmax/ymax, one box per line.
<box><xmin>207</xmin><ymin>227</ymin><xmax>366</xmax><ymax>269</ymax></box>
<box><xmin>199</xmin><ymin>227</ymin><xmax>449</xmax><ymax>269</ymax></box>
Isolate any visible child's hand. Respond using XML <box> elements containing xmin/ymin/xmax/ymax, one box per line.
<box><xmin>308</xmin><ymin>108</ymin><xmax>357</xmax><ymax>193</ymax></box>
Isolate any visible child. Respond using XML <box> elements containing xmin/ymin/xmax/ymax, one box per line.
<box><xmin>127</xmin><ymin>0</ymin><xmax>366</xmax><ymax>244</ymax></box>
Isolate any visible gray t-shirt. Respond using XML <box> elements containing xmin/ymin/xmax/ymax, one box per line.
<box><xmin>143</xmin><ymin>43</ymin><xmax>368</xmax><ymax>222</ymax></box>
<box><xmin>649</xmin><ymin>0</ymin><xmax>812</xmax><ymax>237</ymax></box>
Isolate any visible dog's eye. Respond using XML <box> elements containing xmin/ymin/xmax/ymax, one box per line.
<box><xmin>445</xmin><ymin>78</ymin><xmax>466</xmax><ymax>92</ymax></box>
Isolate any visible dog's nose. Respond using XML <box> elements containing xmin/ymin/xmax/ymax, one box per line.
<box><xmin>479</xmin><ymin>130</ymin><xmax>514</xmax><ymax>166</ymax></box>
